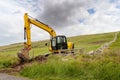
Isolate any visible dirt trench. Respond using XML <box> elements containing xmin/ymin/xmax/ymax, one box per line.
<box><xmin>0</xmin><ymin>54</ymin><xmax>49</xmax><ymax>80</ymax></box>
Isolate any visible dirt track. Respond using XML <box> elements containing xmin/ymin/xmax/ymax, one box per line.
<box><xmin>88</xmin><ymin>32</ymin><xmax>119</xmax><ymax>54</ymax></box>
<box><xmin>0</xmin><ymin>73</ymin><xmax>30</xmax><ymax>80</ymax></box>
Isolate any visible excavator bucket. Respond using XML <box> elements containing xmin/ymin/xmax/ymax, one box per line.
<box><xmin>17</xmin><ymin>49</ymin><xmax>29</xmax><ymax>62</ymax></box>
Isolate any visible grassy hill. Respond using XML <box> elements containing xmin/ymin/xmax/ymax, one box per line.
<box><xmin>0</xmin><ymin>32</ymin><xmax>115</xmax><ymax>54</ymax></box>
<box><xmin>0</xmin><ymin>32</ymin><xmax>120</xmax><ymax>80</ymax></box>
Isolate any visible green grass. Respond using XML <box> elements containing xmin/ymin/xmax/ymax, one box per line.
<box><xmin>0</xmin><ymin>51</ymin><xmax>17</xmax><ymax>68</ymax></box>
<box><xmin>20</xmin><ymin>53</ymin><xmax>120</xmax><ymax>80</ymax></box>
<box><xmin>68</xmin><ymin>32</ymin><xmax>115</xmax><ymax>51</ymax></box>
<box><xmin>0</xmin><ymin>32</ymin><xmax>115</xmax><ymax>53</ymax></box>
<box><xmin>0</xmin><ymin>32</ymin><xmax>119</xmax><ymax>80</ymax></box>
<box><xmin>0</xmin><ymin>40</ymin><xmax>49</xmax><ymax>68</ymax></box>
<box><xmin>20</xmin><ymin>32</ymin><xmax>120</xmax><ymax>80</ymax></box>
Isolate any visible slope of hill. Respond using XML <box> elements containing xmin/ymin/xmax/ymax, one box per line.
<box><xmin>0</xmin><ymin>32</ymin><xmax>115</xmax><ymax>53</ymax></box>
<box><xmin>0</xmin><ymin>32</ymin><xmax>119</xmax><ymax>80</ymax></box>
<box><xmin>0</xmin><ymin>32</ymin><xmax>115</xmax><ymax>68</ymax></box>
<box><xmin>20</xmin><ymin>32</ymin><xmax>120</xmax><ymax>80</ymax></box>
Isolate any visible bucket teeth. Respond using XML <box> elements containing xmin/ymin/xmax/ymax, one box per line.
<box><xmin>17</xmin><ymin>49</ymin><xmax>29</xmax><ymax>62</ymax></box>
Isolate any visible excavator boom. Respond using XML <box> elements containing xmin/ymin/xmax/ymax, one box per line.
<box><xmin>24</xmin><ymin>13</ymin><xmax>56</xmax><ymax>50</ymax></box>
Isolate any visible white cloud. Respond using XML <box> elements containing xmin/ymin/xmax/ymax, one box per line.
<box><xmin>0</xmin><ymin>0</ymin><xmax>120</xmax><ymax>46</ymax></box>
<box><xmin>0</xmin><ymin>1</ymin><xmax>25</xmax><ymax>45</ymax></box>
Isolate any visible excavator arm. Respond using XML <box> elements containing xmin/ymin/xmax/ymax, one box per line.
<box><xmin>18</xmin><ymin>13</ymin><xmax>56</xmax><ymax>61</ymax></box>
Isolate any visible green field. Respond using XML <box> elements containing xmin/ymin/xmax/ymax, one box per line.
<box><xmin>0</xmin><ymin>32</ymin><xmax>120</xmax><ymax>80</ymax></box>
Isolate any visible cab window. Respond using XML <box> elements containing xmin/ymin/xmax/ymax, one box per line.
<box><xmin>51</xmin><ymin>38</ymin><xmax>56</xmax><ymax>47</ymax></box>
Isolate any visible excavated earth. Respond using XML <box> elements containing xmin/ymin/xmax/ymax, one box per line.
<box><xmin>12</xmin><ymin>54</ymin><xmax>48</xmax><ymax>70</ymax></box>
<box><xmin>0</xmin><ymin>54</ymin><xmax>49</xmax><ymax>80</ymax></box>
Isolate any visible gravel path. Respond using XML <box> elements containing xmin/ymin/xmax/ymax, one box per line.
<box><xmin>0</xmin><ymin>73</ymin><xmax>30</xmax><ymax>80</ymax></box>
<box><xmin>88</xmin><ymin>32</ymin><xmax>119</xmax><ymax>55</ymax></box>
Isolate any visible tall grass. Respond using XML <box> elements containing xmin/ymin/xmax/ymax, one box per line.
<box><xmin>20</xmin><ymin>53</ymin><xmax>120</xmax><ymax>80</ymax></box>
<box><xmin>20</xmin><ymin>32</ymin><xmax>120</xmax><ymax>80</ymax></box>
<box><xmin>0</xmin><ymin>53</ymin><xmax>17</xmax><ymax>68</ymax></box>
<box><xmin>0</xmin><ymin>32</ymin><xmax>118</xmax><ymax>80</ymax></box>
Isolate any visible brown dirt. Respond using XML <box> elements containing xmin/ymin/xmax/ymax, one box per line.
<box><xmin>0</xmin><ymin>68</ymin><xmax>19</xmax><ymax>74</ymax></box>
<box><xmin>0</xmin><ymin>53</ymin><xmax>69</xmax><ymax>74</ymax></box>
<box><xmin>0</xmin><ymin>54</ymin><xmax>49</xmax><ymax>75</ymax></box>
<box><xmin>11</xmin><ymin>54</ymin><xmax>49</xmax><ymax>71</ymax></box>
<box><xmin>89</xmin><ymin>40</ymin><xmax>106</xmax><ymax>44</ymax></box>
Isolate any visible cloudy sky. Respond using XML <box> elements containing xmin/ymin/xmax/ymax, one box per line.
<box><xmin>0</xmin><ymin>0</ymin><xmax>120</xmax><ymax>46</ymax></box>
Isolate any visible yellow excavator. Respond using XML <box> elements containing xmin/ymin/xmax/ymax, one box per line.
<box><xmin>18</xmin><ymin>13</ymin><xmax>74</xmax><ymax>61</ymax></box>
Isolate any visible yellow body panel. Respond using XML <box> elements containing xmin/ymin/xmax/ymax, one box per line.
<box><xmin>67</xmin><ymin>42</ymin><xmax>74</xmax><ymax>49</ymax></box>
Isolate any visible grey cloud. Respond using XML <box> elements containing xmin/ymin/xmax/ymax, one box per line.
<box><xmin>15</xmin><ymin>0</ymin><xmax>92</xmax><ymax>28</ymax></box>
<box><xmin>37</xmin><ymin>0</ymin><xmax>85</xmax><ymax>28</ymax></box>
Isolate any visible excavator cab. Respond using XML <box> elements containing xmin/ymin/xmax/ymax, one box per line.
<box><xmin>51</xmin><ymin>36</ymin><xmax>68</xmax><ymax>50</ymax></box>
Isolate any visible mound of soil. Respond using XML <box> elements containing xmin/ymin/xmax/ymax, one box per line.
<box><xmin>11</xmin><ymin>54</ymin><xmax>50</xmax><ymax>71</ymax></box>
